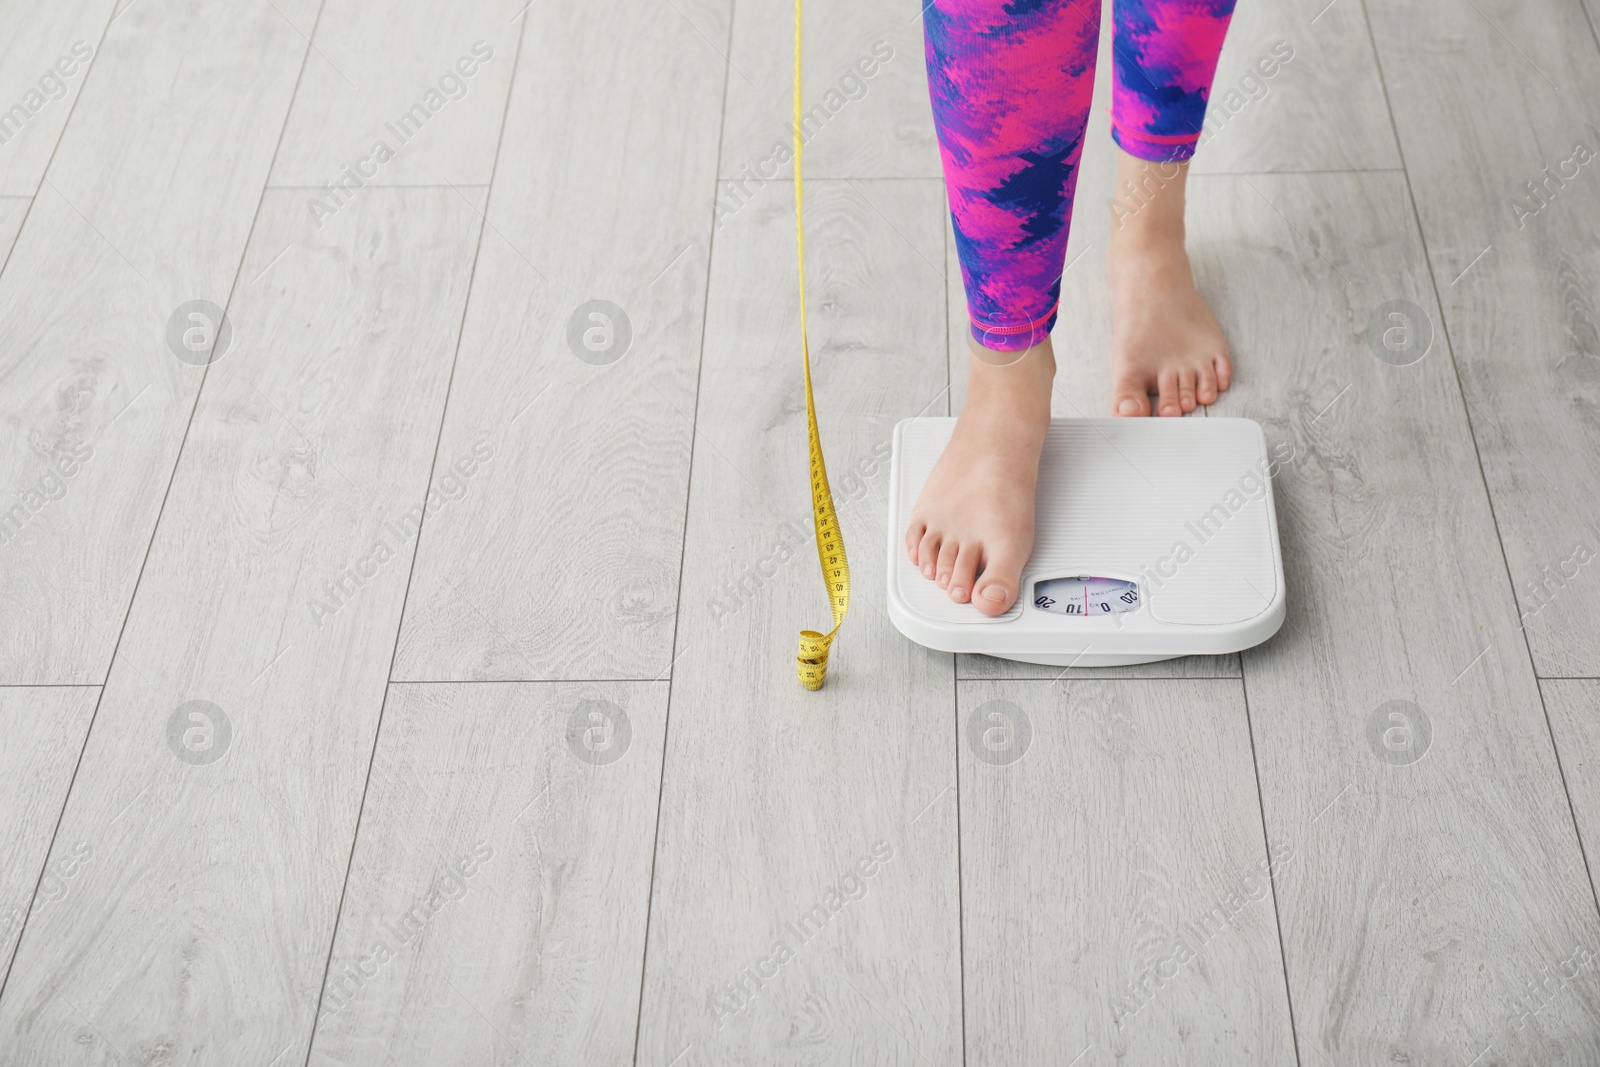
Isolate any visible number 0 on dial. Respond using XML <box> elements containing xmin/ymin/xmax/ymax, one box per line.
<box><xmin>1032</xmin><ymin>575</ymin><xmax>1140</xmax><ymax>617</ymax></box>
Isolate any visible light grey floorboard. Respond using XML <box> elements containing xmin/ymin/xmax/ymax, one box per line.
<box><xmin>0</xmin><ymin>195</ymin><xmax>28</xmax><ymax>258</ymax></box>
<box><xmin>634</xmin><ymin>179</ymin><xmax>961</xmax><ymax>1065</ymax></box>
<box><xmin>0</xmin><ymin>187</ymin><xmax>484</xmax><ymax>1064</ymax></box>
<box><xmin>1189</xmin><ymin>0</ymin><xmax>1400</xmax><ymax>174</ymax></box>
<box><xmin>1365</xmin><ymin>0</ymin><xmax>1600</xmax><ymax>677</ymax></box>
<box><xmin>1205</xmin><ymin>170</ymin><xmax>1600</xmax><ymax>1064</ymax></box>
<box><xmin>390</xmin><ymin>0</ymin><xmax>730</xmax><ymax>682</ymax></box>
<box><xmin>1</xmin><ymin>0</ymin><xmax>1596</xmax><ymax>1058</ymax></box>
<box><xmin>0</xmin><ymin>687</ymin><xmax>99</xmax><ymax>984</ymax></box>
<box><xmin>716</xmin><ymin>0</ymin><xmax>939</xmax><ymax>184</ymax></box>
<box><xmin>0</xmin><ymin>0</ymin><xmax>321</xmax><ymax>684</ymax></box>
<box><xmin>0</xmin><ymin>0</ymin><xmax>114</xmax><ymax>196</ymax></box>
<box><xmin>960</xmin><ymin>678</ymin><xmax>1295</xmax><ymax>1064</ymax></box>
<box><xmin>1544</xmin><ymin>680</ymin><xmax>1600</xmax><ymax>912</ymax></box>
<box><xmin>269</xmin><ymin>0</ymin><xmax>523</xmax><ymax>189</ymax></box>
<box><xmin>306</xmin><ymin>680</ymin><xmax>667</xmax><ymax>1067</ymax></box>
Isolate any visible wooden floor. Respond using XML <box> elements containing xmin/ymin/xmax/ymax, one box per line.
<box><xmin>2</xmin><ymin>0</ymin><xmax>1599</xmax><ymax>1063</ymax></box>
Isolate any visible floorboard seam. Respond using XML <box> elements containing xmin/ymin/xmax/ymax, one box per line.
<box><xmin>262</xmin><ymin>183</ymin><xmax>492</xmax><ymax>192</ymax></box>
<box><xmin>944</xmin><ymin>176</ymin><xmax>969</xmax><ymax>1067</ymax></box>
<box><xmin>1192</xmin><ymin>167</ymin><xmax>1406</xmax><ymax>177</ymax></box>
<box><xmin>628</xmin><ymin>0</ymin><xmax>740</xmax><ymax>1061</ymax></box>
<box><xmin>0</xmin><ymin>0</ymin><xmax>119</xmax><ymax>283</ymax></box>
<box><xmin>0</xmin><ymin>0</ymin><xmax>330</xmax><ymax>1013</ymax></box>
<box><xmin>0</xmin><ymin>684</ymin><xmax>104</xmax><ymax>690</ymax></box>
<box><xmin>390</xmin><ymin>677</ymin><xmax>683</xmax><ymax>685</ymax></box>
<box><xmin>953</xmin><ymin>656</ymin><xmax>968</xmax><ymax>1066</ymax></box>
<box><xmin>298</xmin><ymin>7</ymin><xmax>534</xmax><ymax>1065</ymax></box>
<box><xmin>1355</xmin><ymin>0</ymin><xmax>1600</xmax><ymax>942</ymax></box>
<box><xmin>1238</xmin><ymin>665</ymin><xmax>1304</xmax><ymax>1066</ymax></box>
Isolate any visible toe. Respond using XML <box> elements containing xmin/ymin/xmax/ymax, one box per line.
<box><xmin>905</xmin><ymin>520</ymin><xmax>925</xmax><ymax>564</ymax></box>
<box><xmin>917</xmin><ymin>530</ymin><xmax>942</xmax><ymax>579</ymax></box>
<box><xmin>1156</xmin><ymin>370</ymin><xmax>1182</xmax><ymax>417</ymax></box>
<box><xmin>949</xmin><ymin>543</ymin><xmax>980</xmax><ymax>603</ymax></box>
<box><xmin>936</xmin><ymin>540</ymin><xmax>959</xmax><ymax>588</ymax></box>
<box><xmin>1197</xmin><ymin>363</ymin><xmax>1218</xmax><ymax>406</ymax></box>
<box><xmin>1111</xmin><ymin>368</ymin><xmax>1153</xmax><ymax>417</ymax></box>
<box><xmin>1178</xmin><ymin>369</ymin><xmax>1197</xmax><ymax>413</ymax></box>
<box><xmin>1215</xmin><ymin>352</ymin><xmax>1233</xmax><ymax>392</ymax></box>
<box><xmin>973</xmin><ymin>543</ymin><xmax>1028</xmax><ymax>617</ymax></box>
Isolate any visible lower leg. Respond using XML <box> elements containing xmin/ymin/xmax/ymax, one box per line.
<box><xmin>911</xmin><ymin>0</ymin><xmax>1097</xmax><ymax>614</ymax></box>
<box><xmin>1107</xmin><ymin>148</ymin><xmax>1231</xmax><ymax>416</ymax></box>
<box><xmin>1106</xmin><ymin>0</ymin><xmax>1237</xmax><ymax>415</ymax></box>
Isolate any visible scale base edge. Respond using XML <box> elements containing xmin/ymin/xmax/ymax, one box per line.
<box><xmin>986</xmin><ymin>650</ymin><xmax>1182</xmax><ymax>668</ymax></box>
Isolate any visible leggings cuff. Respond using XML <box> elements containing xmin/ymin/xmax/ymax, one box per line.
<box><xmin>969</xmin><ymin>305</ymin><xmax>1057</xmax><ymax>352</ymax></box>
<box><xmin>1110</xmin><ymin>119</ymin><xmax>1202</xmax><ymax>163</ymax></box>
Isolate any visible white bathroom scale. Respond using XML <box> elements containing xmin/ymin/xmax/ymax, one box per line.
<box><xmin>887</xmin><ymin>416</ymin><xmax>1286</xmax><ymax>666</ymax></box>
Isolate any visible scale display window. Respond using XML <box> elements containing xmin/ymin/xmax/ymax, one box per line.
<box><xmin>1032</xmin><ymin>575</ymin><xmax>1140</xmax><ymax>617</ymax></box>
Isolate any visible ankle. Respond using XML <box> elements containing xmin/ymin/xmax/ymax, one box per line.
<box><xmin>965</xmin><ymin>337</ymin><xmax>1054</xmax><ymax>419</ymax></box>
<box><xmin>1109</xmin><ymin>220</ymin><xmax>1192</xmax><ymax>282</ymax></box>
<box><xmin>1111</xmin><ymin>149</ymin><xmax>1188</xmax><ymax>252</ymax></box>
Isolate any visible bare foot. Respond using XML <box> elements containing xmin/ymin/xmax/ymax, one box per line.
<box><xmin>904</xmin><ymin>336</ymin><xmax>1053</xmax><ymax>616</ymax></box>
<box><xmin>1107</xmin><ymin>149</ymin><xmax>1232</xmax><ymax>417</ymax></box>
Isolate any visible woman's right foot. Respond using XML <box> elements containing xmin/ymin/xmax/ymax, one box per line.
<box><xmin>904</xmin><ymin>337</ymin><xmax>1054</xmax><ymax>616</ymax></box>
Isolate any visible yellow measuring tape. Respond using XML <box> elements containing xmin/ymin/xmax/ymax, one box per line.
<box><xmin>793</xmin><ymin>0</ymin><xmax>849</xmax><ymax>690</ymax></box>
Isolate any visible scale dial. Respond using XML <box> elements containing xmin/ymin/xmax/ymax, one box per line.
<box><xmin>1032</xmin><ymin>575</ymin><xmax>1140</xmax><ymax>617</ymax></box>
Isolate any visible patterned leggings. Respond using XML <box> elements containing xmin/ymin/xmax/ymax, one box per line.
<box><xmin>925</xmin><ymin>0</ymin><xmax>1235</xmax><ymax>351</ymax></box>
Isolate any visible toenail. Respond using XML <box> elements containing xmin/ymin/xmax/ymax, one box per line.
<box><xmin>951</xmin><ymin>587</ymin><xmax>966</xmax><ymax>600</ymax></box>
<box><xmin>1118</xmin><ymin>398</ymin><xmax>1139</xmax><ymax>415</ymax></box>
<box><xmin>938</xmin><ymin>574</ymin><xmax>949</xmax><ymax>587</ymax></box>
<box><xmin>982</xmin><ymin>585</ymin><xmax>1008</xmax><ymax>602</ymax></box>
<box><xmin>923</xmin><ymin>564</ymin><xmax>934</xmax><ymax>577</ymax></box>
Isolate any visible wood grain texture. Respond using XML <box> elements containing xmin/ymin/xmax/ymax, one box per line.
<box><xmin>306</xmin><ymin>680</ymin><xmax>667</xmax><ymax>1067</ymax></box>
<box><xmin>0</xmin><ymin>0</ymin><xmax>320</xmax><ymax>684</ymax></box>
<box><xmin>0</xmin><ymin>0</ymin><xmax>114</xmax><ymax>196</ymax></box>
<box><xmin>269</xmin><ymin>0</ymin><xmax>522</xmax><ymax>188</ymax></box>
<box><xmin>959</xmin><ymin>678</ymin><xmax>1295</xmax><ymax>1064</ymax></box>
<box><xmin>0</xmin><ymin>187</ymin><xmax>483</xmax><ymax>1064</ymax></box>
<box><xmin>0</xmin><ymin>687</ymin><xmax>99</xmax><ymax>984</ymax></box>
<box><xmin>1188</xmin><ymin>0</ymin><xmax>1401</xmax><ymax>174</ymax></box>
<box><xmin>633</xmin><ymin>179</ymin><xmax>961</xmax><ymax>1066</ymax></box>
<box><xmin>1204</xmin><ymin>170</ymin><xmax>1600</xmax><ymax>1064</ymax></box>
<box><xmin>1543</xmin><ymin>680</ymin><xmax>1600</xmax><ymax>907</ymax></box>
<box><xmin>0</xmin><ymin>195</ymin><xmax>28</xmax><ymax>258</ymax></box>
<box><xmin>716</xmin><ymin>0</ymin><xmax>939</xmax><ymax>182</ymax></box>
<box><xmin>1366</xmin><ymin>0</ymin><xmax>1600</xmax><ymax>676</ymax></box>
<box><xmin>390</xmin><ymin>0</ymin><xmax>730</xmax><ymax>681</ymax></box>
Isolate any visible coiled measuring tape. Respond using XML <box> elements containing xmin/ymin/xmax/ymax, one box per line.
<box><xmin>793</xmin><ymin>0</ymin><xmax>849</xmax><ymax>690</ymax></box>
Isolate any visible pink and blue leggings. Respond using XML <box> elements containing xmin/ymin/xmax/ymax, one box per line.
<box><xmin>925</xmin><ymin>0</ymin><xmax>1235</xmax><ymax>350</ymax></box>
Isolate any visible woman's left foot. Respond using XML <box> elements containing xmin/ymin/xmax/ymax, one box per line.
<box><xmin>1106</xmin><ymin>154</ymin><xmax>1232</xmax><ymax>417</ymax></box>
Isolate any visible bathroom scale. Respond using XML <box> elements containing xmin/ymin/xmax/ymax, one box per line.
<box><xmin>886</xmin><ymin>416</ymin><xmax>1286</xmax><ymax>666</ymax></box>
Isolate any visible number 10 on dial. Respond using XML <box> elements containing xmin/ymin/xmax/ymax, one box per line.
<box><xmin>1032</xmin><ymin>575</ymin><xmax>1140</xmax><ymax>616</ymax></box>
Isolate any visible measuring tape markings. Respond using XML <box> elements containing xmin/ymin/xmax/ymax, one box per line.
<box><xmin>793</xmin><ymin>0</ymin><xmax>850</xmax><ymax>690</ymax></box>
